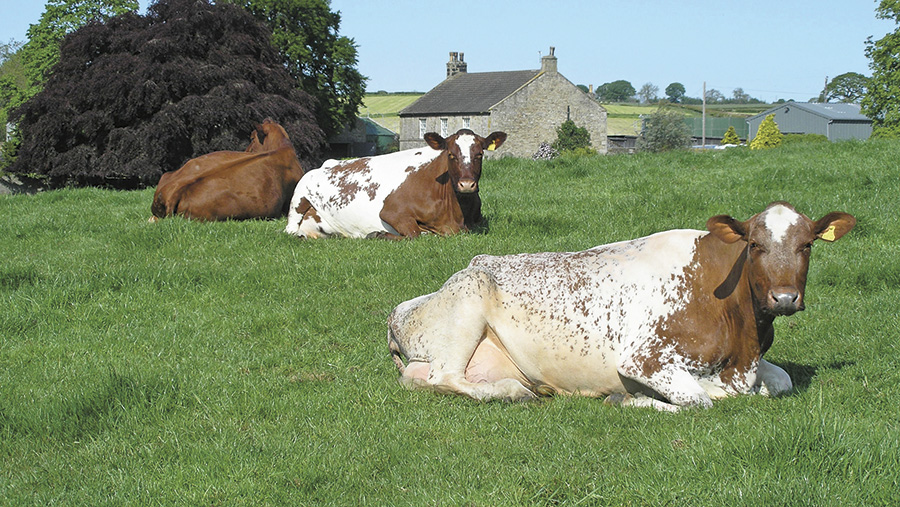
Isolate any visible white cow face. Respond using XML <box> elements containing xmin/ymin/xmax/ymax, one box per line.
<box><xmin>424</xmin><ymin>129</ymin><xmax>507</xmax><ymax>194</ymax></box>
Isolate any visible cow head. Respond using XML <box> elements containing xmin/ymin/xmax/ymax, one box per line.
<box><xmin>424</xmin><ymin>129</ymin><xmax>507</xmax><ymax>194</ymax></box>
<box><xmin>706</xmin><ymin>202</ymin><xmax>855</xmax><ymax>316</ymax></box>
<box><xmin>249</xmin><ymin>119</ymin><xmax>292</xmax><ymax>152</ymax></box>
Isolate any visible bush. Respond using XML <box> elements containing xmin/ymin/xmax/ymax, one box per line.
<box><xmin>636</xmin><ymin>107</ymin><xmax>691</xmax><ymax>152</ymax></box>
<box><xmin>720</xmin><ymin>126</ymin><xmax>741</xmax><ymax>145</ymax></box>
<box><xmin>551</xmin><ymin>120</ymin><xmax>591</xmax><ymax>153</ymax></box>
<box><xmin>750</xmin><ymin>114</ymin><xmax>783</xmax><ymax>150</ymax></box>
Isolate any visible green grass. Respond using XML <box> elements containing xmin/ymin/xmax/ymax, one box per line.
<box><xmin>358</xmin><ymin>94</ymin><xmax>423</xmax><ymax>133</ymax></box>
<box><xmin>3</xmin><ymin>141</ymin><xmax>900</xmax><ymax>505</ymax></box>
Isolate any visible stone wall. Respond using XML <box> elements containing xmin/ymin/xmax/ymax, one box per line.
<box><xmin>399</xmin><ymin>114</ymin><xmax>492</xmax><ymax>151</ymax></box>
<box><xmin>489</xmin><ymin>72</ymin><xmax>607</xmax><ymax>157</ymax></box>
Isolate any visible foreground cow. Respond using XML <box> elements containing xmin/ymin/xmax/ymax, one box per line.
<box><xmin>150</xmin><ymin>120</ymin><xmax>304</xmax><ymax>222</ymax></box>
<box><xmin>388</xmin><ymin>202</ymin><xmax>855</xmax><ymax>411</ymax></box>
<box><xmin>284</xmin><ymin>129</ymin><xmax>506</xmax><ymax>239</ymax></box>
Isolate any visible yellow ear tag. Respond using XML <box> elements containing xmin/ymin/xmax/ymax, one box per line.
<box><xmin>821</xmin><ymin>224</ymin><xmax>837</xmax><ymax>242</ymax></box>
<box><xmin>487</xmin><ymin>141</ymin><xmax>497</xmax><ymax>151</ymax></box>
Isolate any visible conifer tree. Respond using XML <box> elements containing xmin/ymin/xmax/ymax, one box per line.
<box><xmin>721</xmin><ymin>125</ymin><xmax>741</xmax><ymax>145</ymax></box>
<box><xmin>750</xmin><ymin>114</ymin><xmax>783</xmax><ymax>150</ymax></box>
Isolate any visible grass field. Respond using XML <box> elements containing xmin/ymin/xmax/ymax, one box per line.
<box><xmin>3</xmin><ymin>141</ymin><xmax>900</xmax><ymax>504</ymax></box>
<box><xmin>359</xmin><ymin>94</ymin><xmax>422</xmax><ymax>134</ymax></box>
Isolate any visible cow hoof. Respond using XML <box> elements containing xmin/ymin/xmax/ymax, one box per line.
<box><xmin>604</xmin><ymin>393</ymin><xmax>630</xmax><ymax>406</ymax></box>
<box><xmin>533</xmin><ymin>383</ymin><xmax>557</xmax><ymax>397</ymax></box>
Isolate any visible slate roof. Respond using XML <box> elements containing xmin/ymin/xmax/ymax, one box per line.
<box><xmin>748</xmin><ymin>102</ymin><xmax>871</xmax><ymax>122</ymax></box>
<box><xmin>400</xmin><ymin>70</ymin><xmax>541</xmax><ymax>116</ymax></box>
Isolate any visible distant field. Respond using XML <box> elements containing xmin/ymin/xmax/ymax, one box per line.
<box><xmin>359</xmin><ymin>95</ymin><xmax>771</xmax><ymax>136</ymax></box>
<box><xmin>359</xmin><ymin>94</ymin><xmax>422</xmax><ymax>133</ymax></box>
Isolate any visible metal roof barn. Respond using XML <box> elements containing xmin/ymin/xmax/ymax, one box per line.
<box><xmin>747</xmin><ymin>103</ymin><xmax>872</xmax><ymax>141</ymax></box>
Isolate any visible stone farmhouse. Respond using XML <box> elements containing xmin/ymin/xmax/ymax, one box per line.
<box><xmin>399</xmin><ymin>48</ymin><xmax>607</xmax><ymax>157</ymax></box>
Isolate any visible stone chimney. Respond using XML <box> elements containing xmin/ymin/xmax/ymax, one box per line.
<box><xmin>541</xmin><ymin>46</ymin><xmax>557</xmax><ymax>74</ymax></box>
<box><xmin>447</xmin><ymin>51</ymin><xmax>467</xmax><ymax>78</ymax></box>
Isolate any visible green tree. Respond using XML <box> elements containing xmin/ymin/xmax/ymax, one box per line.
<box><xmin>225</xmin><ymin>0</ymin><xmax>366</xmax><ymax>138</ymax></box>
<box><xmin>7</xmin><ymin>0</ymin><xmax>323</xmax><ymax>187</ymax></box>
<box><xmin>863</xmin><ymin>0</ymin><xmax>900</xmax><ymax>137</ymax></box>
<box><xmin>636</xmin><ymin>107</ymin><xmax>690</xmax><ymax>152</ymax></box>
<box><xmin>596</xmin><ymin>80</ymin><xmax>635</xmax><ymax>102</ymax></box>
<box><xmin>825</xmin><ymin>72</ymin><xmax>869</xmax><ymax>103</ymax></box>
<box><xmin>750</xmin><ymin>114</ymin><xmax>783</xmax><ymax>150</ymax></box>
<box><xmin>637</xmin><ymin>82</ymin><xmax>659</xmax><ymax>104</ymax></box>
<box><xmin>721</xmin><ymin>125</ymin><xmax>740</xmax><ymax>145</ymax></box>
<box><xmin>665</xmin><ymin>82</ymin><xmax>686</xmax><ymax>103</ymax></box>
<box><xmin>551</xmin><ymin>120</ymin><xmax>591</xmax><ymax>153</ymax></box>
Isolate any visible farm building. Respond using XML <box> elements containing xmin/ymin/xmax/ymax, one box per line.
<box><xmin>747</xmin><ymin>102</ymin><xmax>872</xmax><ymax>142</ymax></box>
<box><xmin>399</xmin><ymin>48</ymin><xmax>607</xmax><ymax>157</ymax></box>
<box><xmin>325</xmin><ymin>117</ymin><xmax>398</xmax><ymax>159</ymax></box>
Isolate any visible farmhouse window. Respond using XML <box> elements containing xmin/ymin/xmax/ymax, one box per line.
<box><xmin>440</xmin><ymin>118</ymin><xmax>448</xmax><ymax>137</ymax></box>
<box><xmin>463</xmin><ymin>117</ymin><xmax>471</xmax><ymax>129</ymax></box>
<box><xmin>419</xmin><ymin>119</ymin><xmax>427</xmax><ymax>139</ymax></box>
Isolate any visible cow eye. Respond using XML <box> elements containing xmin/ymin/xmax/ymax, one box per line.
<box><xmin>801</xmin><ymin>242</ymin><xmax>813</xmax><ymax>253</ymax></box>
<box><xmin>748</xmin><ymin>241</ymin><xmax>764</xmax><ymax>253</ymax></box>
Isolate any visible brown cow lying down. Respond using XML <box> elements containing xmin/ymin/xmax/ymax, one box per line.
<box><xmin>388</xmin><ymin>202</ymin><xmax>856</xmax><ymax>411</ymax></box>
<box><xmin>284</xmin><ymin>129</ymin><xmax>506</xmax><ymax>239</ymax></box>
<box><xmin>150</xmin><ymin>120</ymin><xmax>304</xmax><ymax>222</ymax></box>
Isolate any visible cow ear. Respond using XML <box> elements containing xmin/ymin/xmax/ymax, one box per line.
<box><xmin>814</xmin><ymin>212</ymin><xmax>856</xmax><ymax>242</ymax></box>
<box><xmin>423</xmin><ymin>132</ymin><xmax>446</xmax><ymax>150</ymax></box>
<box><xmin>483</xmin><ymin>132</ymin><xmax>507</xmax><ymax>151</ymax></box>
<box><xmin>706</xmin><ymin>215</ymin><xmax>747</xmax><ymax>244</ymax></box>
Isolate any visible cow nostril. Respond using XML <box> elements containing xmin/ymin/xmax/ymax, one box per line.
<box><xmin>769</xmin><ymin>289</ymin><xmax>801</xmax><ymax>313</ymax></box>
<box><xmin>457</xmin><ymin>180</ymin><xmax>477</xmax><ymax>193</ymax></box>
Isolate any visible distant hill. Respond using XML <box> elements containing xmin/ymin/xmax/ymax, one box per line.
<box><xmin>359</xmin><ymin>94</ymin><xmax>423</xmax><ymax>133</ymax></box>
<box><xmin>358</xmin><ymin>95</ymin><xmax>773</xmax><ymax>137</ymax></box>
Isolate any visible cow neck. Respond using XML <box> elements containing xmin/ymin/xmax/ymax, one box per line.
<box><xmin>697</xmin><ymin>233</ymin><xmax>776</xmax><ymax>356</ymax></box>
<box><xmin>422</xmin><ymin>151</ymin><xmax>466</xmax><ymax>223</ymax></box>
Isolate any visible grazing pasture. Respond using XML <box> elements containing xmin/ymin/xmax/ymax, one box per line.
<box><xmin>2</xmin><ymin>141</ymin><xmax>900</xmax><ymax>504</ymax></box>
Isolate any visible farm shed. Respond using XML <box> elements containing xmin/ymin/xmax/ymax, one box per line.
<box><xmin>399</xmin><ymin>48</ymin><xmax>607</xmax><ymax>157</ymax></box>
<box><xmin>747</xmin><ymin>102</ymin><xmax>872</xmax><ymax>141</ymax></box>
<box><xmin>325</xmin><ymin>117</ymin><xmax>398</xmax><ymax>159</ymax></box>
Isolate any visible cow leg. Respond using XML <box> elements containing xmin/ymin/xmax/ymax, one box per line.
<box><xmin>755</xmin><ymin>359</ymin><xmax>793</xmax><ymax>397</ymax></box>
<box><xmin>617</xmin><ymin>354</ymin><xmax>714</xmax><ymax>410</ymax></box>
<box><xmin>387</xmin><ymin>269</ymin><xmax>535</xmax><ymax>402</ymax></box>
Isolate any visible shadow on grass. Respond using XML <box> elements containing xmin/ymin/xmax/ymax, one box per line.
<box><xmin>780</xmin><ymin>360</ymin><xmax>854</xmax><ymax>392</ymax></box>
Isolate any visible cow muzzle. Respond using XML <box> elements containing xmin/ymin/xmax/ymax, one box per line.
<box><xmin>456</xmin><ymin>179</ymin><xmax>478</xmax><ymax>193</ymax></box>
<box><xmin>767</xmin><ymin>288</ymin><xmax>804</xmax><ymax>315</ymax></box>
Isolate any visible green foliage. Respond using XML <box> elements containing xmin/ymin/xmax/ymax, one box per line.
<box><xmin>636</xmin><ymin>107</ymin><xmax>691</xmax><ymax>152</ymax></box>
<box><xmin>2</xmin><ymin>141</ymin><xmax>900</xmax><ymax>504</ymax></box>
<box><xmin>750</xmin><ymin>113</ymin><xmax>783</xmax><ymax>150</ymax></box>
<box><xmin>862</xmin><ymin>0</ymin><xmax>900</xmax><ymax>137</ymax></box>
<box><xmin>824</xmin><ymin>72</ymin><xmax>869</xmax><ymax>103</ymax></box>
<box><xmin>596</xmin><ymin>79</ymin><xmax>635</xmax><ymax>102</ymax></box>
<box><xmin>225</xmin><ymin>0</ymin><xmax>366</xmax><ymax>139</ymax></box>
<box><xmin>720</xmin><ymin>125</ymin><xmax>741</xmax><ymax>145</ymax></box>
<box><xmin>7</xmin><ymin>0</ymin><xmax>324</xmax><ymax>187</ymax></box>
<box><xmin>550</xmin><ymin>119</ymin><xmax>591</xmax><ymax>153</ymax></box>
<box><xmin>665</xmin><ymin>82</ymin><xmax>686</xmax><ymax>102</ymax></box>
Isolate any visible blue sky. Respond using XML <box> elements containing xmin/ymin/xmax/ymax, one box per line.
<box><xmin>2</xmin><ymin>1</ymin><xmax>896</xmax><ymax>103</ymax></box>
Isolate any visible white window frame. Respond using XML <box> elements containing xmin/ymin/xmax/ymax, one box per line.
<box><xmin>418</xmin><ymin>118</ymin><xmax>427</xmax><ymax>139</ymax></box>
<box><xmin>440</xmin><ymin>118</ymin><xmax>449</xmax><ymax>137</ymax></box>
<box><xmin>462</xmin><ymin>117</ymin><xmax>471</xmax><ymax>129</ymax></box>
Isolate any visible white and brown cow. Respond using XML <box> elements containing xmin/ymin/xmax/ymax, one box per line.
<box><xmin>388</xmin><ymin>202</ymin><xmax>855</xmax><ymax>411</ymax></box>
<box><xmin>284</xmin><ymin>129</ymin><xmax>506</xmax><ymax>239</ymax></box>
